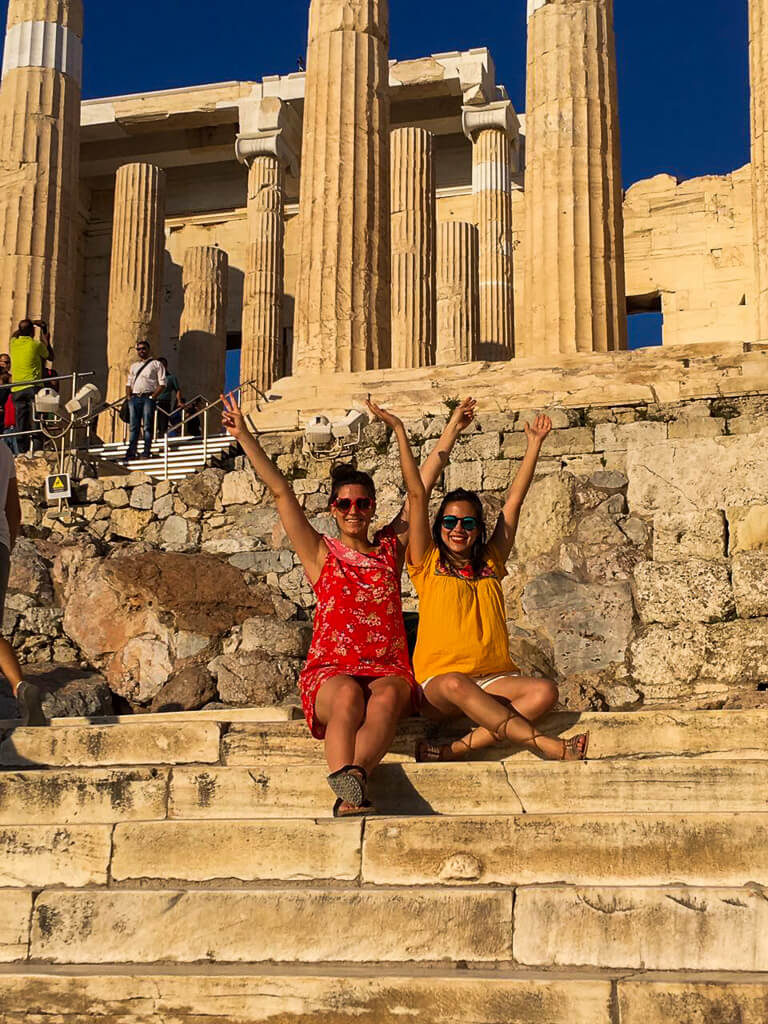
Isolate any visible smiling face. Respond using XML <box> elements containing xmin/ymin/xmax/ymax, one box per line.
<box><xmin>439</xmin><ymin>499</ymin><xmax>481</xmax><ymax>558</ymax></box>
<box><xmin>330</xmin><ymin>483</ymin><xmax>376</xmax><ymax>541</ymax></box>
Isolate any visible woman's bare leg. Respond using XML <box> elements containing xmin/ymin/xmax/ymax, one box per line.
<box><xmin>0</xmin><ymin>638</ymin><xmax>23</xmax><ymax>693</ymax></box>
<box><xmin>352</xmin><ymin>676</ymin><xmax>412</xmax><ymax>775</ymax></box>
<box><xmin>314</xmin><ymin>675</ymin><xmax>366</xmax><ymax>774</ymax></box>
<box><xmin>442</xmin><ymin>676</ymin><xmax>564</xmax><ymax>759</ymax></box>
<box><xmin>423</xmin><ymin>672</ymin><xmax>579</xmax><ymax>761</ymax></box>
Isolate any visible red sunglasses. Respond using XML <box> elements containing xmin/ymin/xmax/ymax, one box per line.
<box><xmin>333</xmin><ymin>497</ymin><xmax>373</xmax><ymax>512</ymax></box>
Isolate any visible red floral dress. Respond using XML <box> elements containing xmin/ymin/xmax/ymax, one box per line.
<box><xmin>298</xmin><ymin>526</ymin><xmax>419</xmax><ymax>739</ymax></box>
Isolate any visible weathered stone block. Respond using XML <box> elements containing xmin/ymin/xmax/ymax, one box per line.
<box><xmin>129</xmin><ymin>483</ymin><xmax>154</xmax><ymax>510</ymax></box>
<box><xmin>543</xmin><ymin>427</ymin><xmax>595</xmax><ymax>456</ymax></box>
<box><xmin>627</xmin><ymin>431</ymin><xmax>768</xmax><ymax>515</ymax></box>
<box><xmin>668</xmin><ymin>417</ymin><xmax>725</xmax><ymax>439</ymax></box>
<box><xmin>363</xmin><ymin>812</ymin><xmax>768</xmax><ymax>888</ymax></box>
<box><xmin>444</xmin><ymin>460</ymin><xmax>482</xmax><ymax>491</ymax></box>
<box><xmin>595</xmin><ymin>421</ymin><xmax>667</xmax><ymax>451</ymax></box>
<box><xmin>112</xmin><ymin>819</ymin><xmax>361</xmax><ymax>883</ymax></box>
<box><xmin>240</xmin><ymin>616</ymin><xmax>312</xmax><ymax>656</ymax></box>
<box><xmin>632</xmin><ymin>560</ymin><xmax>734</xmax><ymax>624</ymax></box>
<box><xmin>514</xmin><ymin>886</ymin><xmax>768</xmax><ymax>971</ymax></box>
<box><xmin>109</xmin><ymin>507</ymin><xmax>152</xmax><ymax>540</ymax></box>
<box><xmin>523</xmin><ymin>573</ymin><xmax>634</xmax><ymax>675</ymax></box>
<box><xmin>0</xmin><ymin>970</ymin><xmax>615</xmax><ymax>1023</ymax></box>
<box><xmin>732</xmin><ymin>551</ymin><xmax>768</xmax><ymax>618</ymax></box>
<box><xmin>482</xmin><ymin>459</ymin><xmax>517</xmax><ymax>491</ymax></box>
<box><xmin>630</xmin><ymin>624</ymin><xmax>706</xmax><ymax>688</ymax></box>
<box><xmin>104</xmin><ymin>488</ymin><xmax>128</xmax><ymax>508</ymax></box>
<box><xmin>0</xmin><ymin>825</ymin><xmax>111</xmax><ymax>887</ymax></box>
<box><xmin>209</xmin><ymin>651</ymin><xmax>299</xmax><ymax>706</ymax></box>
<box><xmin>652</xmin><ymin>510</ymin><xmax>727</xmax><ymax>562</ymax></box>
<box><xmin>727</xmin><ymin>505</ymin><xmax>768</xmax><ymax>552</ymax></box>
<box><xmin>454</xmin><ymin>432</ymin><xmax>500</xmax><ymax>461</ymax></box>
<box><xmin>0</xmin><ymin>722</ymin><xmax>220</xmax><ymax>769</ymax></box>
<box><xmin>31</xmin><ymin>889</ymin><xmax>514</xmax><ymax>964</ymax></box>
<box><xmin>515</xmin><ymin>473</ymin><xmax>578</xmax><ymax>561</ymax></box>
<box><xmin>0</xmin><ymin>891</ymin><xmax>31</xmax><ymax>962</ymax></box>
<box><xmin>618</xmin><ymin>979</ymin><xmax>768</xmax><ymax>1024</ymax></box>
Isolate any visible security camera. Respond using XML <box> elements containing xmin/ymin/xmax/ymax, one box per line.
<box><xmin>34</xmin><ymin>388</ymin><xmax>62</xmax><ymax>416</ymax></box>
<box><xmin>331</xmin><ymin>408</ymin><xmax>369</xmax><ymax>440</ymax></box>
<box><xmin>65</xmin><ymin>383</ymin><xmax>103</xmax><ymax>416</ymax></box>
<box><xmin>305</xmin><ymin>415</ymin><xmax>334</xmax><ymax>447</ymax></box>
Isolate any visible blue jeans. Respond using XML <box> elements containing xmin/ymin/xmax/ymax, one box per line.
<box><xmin>127</xmin><ymin>394</ymin><xmax>155</xmax><ymax>457</ymax></box>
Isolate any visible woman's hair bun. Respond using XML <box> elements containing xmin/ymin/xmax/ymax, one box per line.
<box><xmin>330</xmin><ymin>462</ymin><xmax>358</xmax><ymax>484</ymax></box>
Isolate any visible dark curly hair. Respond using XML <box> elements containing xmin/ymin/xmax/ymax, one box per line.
<box><xmin>432</xmin><ymin>488</ymin><xmax>488</xmax><ymax>577</ymax></box>
<box><xmin>328</xmin><ymin>463</ymin><xmax>376</xmax><ymax>507</ymax></box>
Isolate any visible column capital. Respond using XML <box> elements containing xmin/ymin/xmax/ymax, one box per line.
<box><xmin>527</xmin><ymin>0</ymin><xmax>550</xmax><ymax>17</ymax></box>
<box><xmin>462</xmin><ymin>100</ymin><xmax>520</xmax><ymax>144</ymax></box>
<box><xmin>236</xmin><ymin>96</ymin><xmax>301</xmax><ymax>176</ymax></box>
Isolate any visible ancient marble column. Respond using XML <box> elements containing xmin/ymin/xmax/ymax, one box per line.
<box><xmin>436</xmin><ymin>221</ymin><xmax>479</xmax><ymax>364</ymax></box>
<box><xmin>390</xmin><ymin>127</ymin><xmax>436</xmax><ymax>367</ymax></box>
<box><xmin>105</xmin><ymin>163</ymin><xmax>166</xmax><ymax>409</ymax></box>
<box><xmin>524</xmin><ymin>0</ymin><xmax>627</xmax><ymax>356</ymax></box>
<box><xmin>463</xmin><ymin>101</ymin><xmax>518</xmax><ymax>361</ymax></box>
<box><xmin>750</xmin><ymin>0</ymin><xmax>768</xmax><ymax>339</ymax></box>
<box><xmin>293</xmin><ymin>0</ymin><xmax>391</xmax><ymax>374</ymax></box>
<box><xmin>0</xmin><ymin>0</ymin><xmax>83</xmax><ymax>370</ymax></box>
<box><xmin>179</xmin><ymin>246</ymin><xmax>228</xmax><ymax>428</ymax></box>
<box><xmin>236</xmin><ymin>98</ymin><xmax>300</xmax><ymax>393</ymax></box>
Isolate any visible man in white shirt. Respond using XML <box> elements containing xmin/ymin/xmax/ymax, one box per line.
<box><xmin>125</xmin><ymin>340</ymin><xmax>166</xmax><ymax>460</ymax></box>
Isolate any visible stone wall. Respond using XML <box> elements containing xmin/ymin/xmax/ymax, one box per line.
<box><xmin>10</xmin><ymin>391</ymin><xmax>768</xmax><ymax>717</ymax></box>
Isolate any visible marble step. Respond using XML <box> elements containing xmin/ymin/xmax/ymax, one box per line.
<box><xmin>0</xmin><ymin>720</ymin><xmax>222</xmax><ymax>768</ymax></box>
<box><xmin>3</xmin><ymin>813</ymin><xmax>766</xmax><ymax>890</ymax></box>
<box><xmin>220</xmin><ymin>708</ymin><xmax>768</xmax><ymax>765</ymax></box>
<box><xmin>0</xmin><ymin>705</ymin><xmax>302</xmax><ymax>731</ymax></box>
<box><xmin>2</xmin><ymin>759</ymin><xmax>767</xmax><ymax>826</ymax></box>
<box><xmin>5</xmin><ymin>885</ymin><xmax>768</xmax><ymax>971</ymax></box>
<box><xmin>2</xmin><ymin>709</ymin><xmax>766</xmax><ymax>770</ymax></box>
<box><xmin>1</xmin><ymin>966</ymin><xmax>767</xmax><ymax>1024</ymax></box>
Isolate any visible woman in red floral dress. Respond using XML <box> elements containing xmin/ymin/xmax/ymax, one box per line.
<box><xmin>222</xmin><ymin>393</ymin><xmax>432</xmax><ymax>816</ymax></box>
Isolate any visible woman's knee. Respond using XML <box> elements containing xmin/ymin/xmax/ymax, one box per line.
<box><xmin>531</xmin><ymin>678</ymin><xmax>559</xmax><ymax>714</ymax></box>
<box><xmin>370</xmin><ymin>679</ymin><xmax>409</xmax><ymax>715</ymax></box>
<box><xmin>324</xmin><ymin>679</ymin><xmax>365</xmax><ymax>722</ymax></box>
<box><xmin>438</xmin><ymin>673</ymin><xmax>473</xmax><ymax>703</ymax></box>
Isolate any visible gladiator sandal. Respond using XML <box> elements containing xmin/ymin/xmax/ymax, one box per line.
<box><xmin>415</xmin><ymin>734</ymin><xmax>474</xmax><ymax>763</ymax></box>
<box><xmin>492</xmin><ymin>709</ymin><xmax>590</xmax><ymax>762</ymax></box>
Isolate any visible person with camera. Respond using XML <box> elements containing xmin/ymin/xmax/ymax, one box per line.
<box><xmin>8</xmin><ymin>318</ymin><xmax>53</xmax><ymax>455</ymax></box>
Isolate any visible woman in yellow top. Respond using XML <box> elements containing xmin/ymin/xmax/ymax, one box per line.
<box><xmin>408</xmin><ymin>414</ymin><xmax>589</xmax><ymax>762</ymax></box>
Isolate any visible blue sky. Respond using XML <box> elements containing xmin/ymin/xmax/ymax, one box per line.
<box><xmin>1</xmin><ymin>0</ymin><xmax>744</xmax><ymax>188</ymax></box>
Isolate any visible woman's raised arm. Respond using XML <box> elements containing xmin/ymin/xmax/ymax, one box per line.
<box><xmin>490</xmin><ymin>413</ymin><xmax>552</xmax><ymax>562</ymax></box>
<box><xmin>366</xmin><ymin>400</ymin><xmax>431</xmax><ymax>565</ymax></box>
<box><xmin>222</xmin><ymin>393</ymin><xmax>327</xmax><ymax>583</ymax></box>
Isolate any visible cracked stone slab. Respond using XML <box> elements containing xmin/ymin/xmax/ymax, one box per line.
<box><xmin>502</xmin><ymin>759</ymin><xmax>768</xmax><ymax>813</ymax></box>
<box><xmin>169</xmin><ymin>762</ymin><xmax>523</xmax><ymax>819</ymax></box>
<box><xmin>112</xmin><ymin>819</ymin><xmax>362</xmax><ymax>883</ymax></box>
<box><xmin>0</xmin><ymin>970</ymin><xmax>614</xmax><ymax>1023</ymax></box>
<box><xmin>30</xmin><ymin>889</ymin><xmax>514</xmax><ymax>964</ymax></box>
<box><xmin>0</xmin><ymin>722</ymin><xmax>221</xmax><ymax>768</ymax></box>
<box><xmin>0</xmin><ymin>825</ymin><xmax>111</xmax><ymax>887</ymax></box>
<box><xmin>0</xmin><ymin>769</ymin><xmax>169</xmax><ymax>825</ymax></box>
<box><xmin>514</xmin><ymin>886</ymin><xmax>768</xmax><ymax>971</ymax></box>
<box><xmin>362</xmin><ymin>813</ymin><xmax>768</xmax><ymax>887</ymax></box>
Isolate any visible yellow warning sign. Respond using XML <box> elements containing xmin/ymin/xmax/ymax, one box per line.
<box><xmin>45</xmin><ymin>473</ymin><xmax>72</xmax><ymax>502</ymax></box>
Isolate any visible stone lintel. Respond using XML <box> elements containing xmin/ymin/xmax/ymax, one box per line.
<box><xmin>462</xmin><ymin>99</ymin><xmax>520</xmax><ymax>144</ymax></box>
<box><xmin>236</xmin><ymin>97</ymin><xmax>301</xmax><ymax>175</ymax></box>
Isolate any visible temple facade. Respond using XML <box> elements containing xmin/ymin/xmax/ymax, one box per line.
<box><xmin>0</xmin><ymin>0</ymin><xmax>760</xmax><ymax>405</ymax></box>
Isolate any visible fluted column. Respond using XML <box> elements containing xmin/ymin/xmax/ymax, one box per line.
<box><xmin>105</xmin><ymin>163</ymin><xmax>166</xmax><ymax>408</ymax></box>
<box><xmin>436</xmin><ymin>221</ymin><xmax>479</xmax><ymax>364</ymax></box>
<box><xmin>236</xmin><ymin>98</ymin><xmax>300</xmax><ymax>395</ymax></box>
<box><xmin>0</xmin><ymin>0</ymin><xmax>83</xmax><ymax>371</ymax></box>
<box><xmin>524</xmin><ymin>0</ymin><xmax>627</xmax><ymax>356</ymax></box>
<box><xmin>390</xmin><ymin>127</ymin><xmax>436</xmax><ymax>367</ymax></box>
<box><xmin>750</xmin><ymin>0</ymin><xmax>768</xmax><ymax>339</ymax></box>
<box><xmin>463</xmin><ymin>101</ymin><xmax>518</xmax><ymax>361</ymax></box>
<box><xmin>293</xmin><ymin>0</ymin><xmax>391</xmax><ymax>374</ymax></box>
<box><xmin>179</xmin><ymin>246</ymin><xmax>228</xmax><ymax>428</ymax></box>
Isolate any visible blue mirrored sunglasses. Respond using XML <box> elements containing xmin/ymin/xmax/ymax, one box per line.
<box><xmin>441</xmin><ymin>515</ymin><xmax>479</xmax><ymax>532</ymax></box>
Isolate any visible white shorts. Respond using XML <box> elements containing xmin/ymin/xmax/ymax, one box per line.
<box><xmin>421</xmin><ymin>671</ymin><xmax>520</xmax><ymax>692</ymax></box>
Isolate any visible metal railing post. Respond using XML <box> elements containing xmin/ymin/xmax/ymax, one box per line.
<box><xmin>203</xmin><ymin>406</ymin><xmax>208</xmax><ymax>463</ymax></box>
<box><xmin>164</xmin><ymin>431</ymin><xmax>169</xmax><ymax>481</ymax></box>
